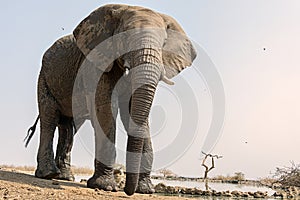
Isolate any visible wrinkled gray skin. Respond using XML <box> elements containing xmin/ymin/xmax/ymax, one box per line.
<box><xmin>33</xmin><ymin>4</ymin><xmax>196</xmax><ymax>196</ymax></box>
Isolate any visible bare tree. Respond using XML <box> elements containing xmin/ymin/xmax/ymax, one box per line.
<box><xmin>201</xmin><ymin>151</ymin><xmax>223</xmax><ymax>179</ymax></box>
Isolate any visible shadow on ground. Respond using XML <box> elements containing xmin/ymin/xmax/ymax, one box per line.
<box><xmin>0</xmin><ymin>169</ymin><xmax>86</xmax><ymax>190</ymax></box>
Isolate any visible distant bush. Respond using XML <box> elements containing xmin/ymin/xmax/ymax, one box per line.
<box><xmin>71</xmin><ymin>166</ymin><xmax>93</xmax><ymax>175</ymax></box>
<box><xmin>158</xmin><ymin>168</ymin><xmax>177</xmax><ymax>179</ymax></box>
<box><xmin>72</xmin><ymin>164</ymin><xmax>125</xmax><ymax>175</ymax></box>
<box><xmin>0</xmin><ymin>164</ymin><xmax>94</xmax><ymax>175</ymax></box>
<box><xmin>0</xmin><ymin>165</ymin><xmax>35</xmax><ymax>172</ymax></box>
<box><xmin>213</xmin><ymin>172</ymin><xmax>245</xmax><ymax>182</ymax></box>
<box><xmin>232</xmin><ymin>172</ymin><xmax>245</xmax><ymax>181</ymax></box>
<box><xmin>213</xmin><ymin>175</ymin><xmax>227</xmax><ymax>180</ymax></box>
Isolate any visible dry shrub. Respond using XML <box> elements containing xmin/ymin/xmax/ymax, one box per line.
<box><xmin>213</xmin><ymin>172</ymin><xmax>245</xmax><ymax>182</ymax></box>
<box><xmin>0</xmin><ymin>165</ymin><xmax>35</xmax><ymax>172</ymax></box>
<box><xmin>273</xmin><ymin>162</ymin><xmax>300</xmax><ymax>187</ymax></box>
<box><xmin>259</xmin><ymin>177</ymin><xmax>277</xmax><ymax>187</ymax></box>
<box><xmin>158</xmin><ymin>168</ymin><xmax>177</xmax><ymax>178</ymax></box>
<box><xmin>0</xmin><ymin>165</ymin><xmax>94</xmax><ymax>175</ymax></box>
<box><xmin>71</xmin><ymin>166</ymin><xmax>93</xmax><ymax>175</ymax></box>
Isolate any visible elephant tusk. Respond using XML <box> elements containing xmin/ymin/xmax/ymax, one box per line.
<box><xmin>124</xmin><ymin>61</ymin><xmax>130</xmax><ymax>76</ymax></box>
<box><xmin>125</xmin><ymin>67</ymin><xmax>130</xmax><ymax>76</ymax></box>
<box><xmin>161</xmin><ymin>75</ymin><xmax>175</xmax><ymax>85</ymax></box>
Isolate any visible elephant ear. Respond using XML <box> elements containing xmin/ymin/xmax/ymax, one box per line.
<box><xmin>161</xmin><ymin>14</ymin><xmax>197</xmax><ymax>79</ymax></box>
<box><xmin>73</xmin><ymin>4</ymin><xmax>126</xmax><ymax>71</ymax></box>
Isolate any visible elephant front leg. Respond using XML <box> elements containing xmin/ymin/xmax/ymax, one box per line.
<box><xmin>55</xmin><ymin>116</ymin><xmax>75</xmax><ymax>181</ymax></box>
<box><xmin>119</xmin><ymin>101</ymin><xmax>154</xmax><ymax>194</ymax></box>
<box><xmin>87</xmin><ymin>79</ymin><xmax>119</xmax><ymax>191</ymax></box>
<box><xmin>88</xmin><ymin>103</ymin><xmax>118</xmax><ymax>191</ymax></box>
<box><xmin>136</xmin><ymin>136</ymin><xmax>155</xmax><ymax>194</ymax></box>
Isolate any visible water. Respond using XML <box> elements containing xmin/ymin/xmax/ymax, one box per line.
<box><xmin>76</xmin><ymin>175</ymin><xmax>275</xmax><ymax>195</ymax></box>
<box><xmin>151</xmin><ymin>179</ymin><xmax>275</xmax><ymax>195</ymax></box>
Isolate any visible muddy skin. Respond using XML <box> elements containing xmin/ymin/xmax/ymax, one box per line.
<box><xmin>28</xmin><ymin>4</ymin><xmax>196</xmax><ymax>196</ymax></box>
<box><xmin>55</xmin><ymin>116</ymin><xmax>75</xmax><ymax>181</ymax></box>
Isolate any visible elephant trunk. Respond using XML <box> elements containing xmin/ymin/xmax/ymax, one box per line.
<box><xmin>124</xmin><ymin>46</ymin><xmax>162</xmax><ymax>195</ymax></box>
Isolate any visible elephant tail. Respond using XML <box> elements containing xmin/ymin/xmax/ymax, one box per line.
<box><xmin>24</xmin><ymin>115</ymin><xmax>40</xmax><ymax>147</ymax></box>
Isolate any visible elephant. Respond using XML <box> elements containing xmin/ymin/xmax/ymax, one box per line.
<box><xmin>25</xmin><ymin>4</ymin><xmax>196</xmax><ymax>195</ymax></box>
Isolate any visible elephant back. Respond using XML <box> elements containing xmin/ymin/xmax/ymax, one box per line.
<box><xmin>73</xmin><ymin>4</ymin><xmax>128</xmax><ymax>60</ymax></box>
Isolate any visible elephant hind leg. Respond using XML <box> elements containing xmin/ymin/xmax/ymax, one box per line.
<box><xmin>35</xmin><ymin>74</ymin><xmax>60</xmax><ymax>179</ymax></box>
<box><xmin>55</xmin><ymin>116</ymin><xmax>75</xmax><ymax>181</ymax></box>
<box><xmin>36</xmin><ymin>117</ymin><xmax>61</xmax><ymax>179</ymax></box>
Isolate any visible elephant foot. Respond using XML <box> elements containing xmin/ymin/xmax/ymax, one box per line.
<box><xmin>87</xmin><ymin>160</ymin><xmax>118</xmax><ymax>192</ymax></box>
<box><xmin>56</xmin><ymin>168</ymin><xmax>75</xmax><ymax>181</ymax></box>
<box><xmin>35</xmin><ymin>163</ymin><xmax>60</xmax><ymax>179</ymax></box>
<box><xmin>135</xmin><ymin>173</ymin><xmax>155</xmax><ymax>194</ymax></box>
<box><xmin>87</xmin><ymin>175</ymin><xmax>118</xmax><ymax>191</ymax></box>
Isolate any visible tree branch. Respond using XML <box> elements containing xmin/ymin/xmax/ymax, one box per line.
<box><xmin>201</xmin><ymin>152</ymin><xmax>222</xmax><ymax>179</ymax></box>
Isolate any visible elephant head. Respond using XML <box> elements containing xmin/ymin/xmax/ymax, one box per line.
<box><xmin>73</xmin><ymin>4</ymin><xmax>196</xmax><ymax>195</ymax></box>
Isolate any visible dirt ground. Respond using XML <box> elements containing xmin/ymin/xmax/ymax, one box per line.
<box><xmin>0</xmin><ymin>167</ymin><xmax>189</xmax><ymax>200</ymax></box>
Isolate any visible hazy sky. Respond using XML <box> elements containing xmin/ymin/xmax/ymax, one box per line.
<box><xmin>1</xmin><ymin>0</ymin><xmax>300</xmax><ymax>179</ymax></box>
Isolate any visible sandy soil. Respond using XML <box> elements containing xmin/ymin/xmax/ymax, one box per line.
<box><xmin>0</xmin><ymin>167</ymin><xmax>188</xmax><ymax>200</ymax></box>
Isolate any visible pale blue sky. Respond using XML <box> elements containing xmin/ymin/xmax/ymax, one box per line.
<box><xmin>1</xmin><ymin>0</ymin><xmax>300</xmax><ymax>179</ymax></box>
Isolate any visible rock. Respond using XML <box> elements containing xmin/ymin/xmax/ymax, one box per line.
<box><xmin>253</xmin><ymin>191</ymin><xmax>267</xmax><ymax>198</ymax></box>
<box><xmin>231</xmin><ymin>190</ymin><xmax>242</xmax><ymax>197</ymax></box>
<box><xmin>288</xmin><ymin>186</ymin><xmax>299</xmax><ymax>196</ymax></box>
<box><xmin>154</xmin><ymin>183</ymin><xmax>166</xmax><ymax>193</ymax></box>
<box><xmin>213</xmin><ymin>191</ymin><xmax>222</xmax><ymax>196</ymax></box>
<box><xmin>202</xmin><ymin>190</ymin><xmax>212</xmax><ymax>196</ymax></box>
<box><xmin>272</xmin><ymin>182</ymin><xmax>282</xmax><ymax>189</ymax></box>
<box><xmin>180</xmin><ymin>187</ymin><xmax>192</xmax><ymax>194</ymax></box>
<box><xmin>174</xmin><ymin>186</ymin><xmax>183</xmax><ymax>194</ymax></box>
<box><xmin>253</xmin><ymin>193</ymin><xmax>263</xmax><ymax>198</ymax></box>
<box><xmin>3</xmin><ymin>188</ymin><xmax>9</xmax><ymax>196</ymax></box>
<box><xmin>180</xmin><ymin>187</ymin><xmax>186</xmax><ymax>194</ymax></box>
<box><xmin>273</xmin><ymin>191</ymin><xmax>285</xmax><ymax>198</ymax></box>
<box><xmin>52</xmin><ymin>180</ymin><xmax>59</xmax><ymax>185</ymax></box>
<box><xmin>184</xmin><ymin>188</ymin><xmax>195</xmax><ymax>195</ymax></box>
<box><xmin>287</xmin><ymin>193</ymin><xmax>294</xmax><ymax>198</ymax></box>
<box><xmin>241</xmin><ymin>192</ymin><xmax>250</xmax><ymax>197</ymax></box>
<box><xmin>80</xmin><ymin>179</ymin><xmax>87</xmax><ymax>183</ymax></box>
<box><xmin>223</xmin><ymin>192</ymin><xmax>232</xmax><ymax>197</ymax></box>
<box><xmin>248</xmin><ymin>191</ymin><xmax>254</xmax><ymax>196</ymax></box>
<box><xmin>165</xmin><ymin>186</ymin><xmax>176</xmax><ymax>194</ymax></box>
<box><xmin>117</xmin><ymin>180</ymin><xmax>125</xmax><ymax>189</ymax></box>
<box><xmin>194</xmin><ymin>188</ymin><xmax>202</xmax><ymax>195</ymax></box>
<box><xmin>113</xmin><ymin>167</ymin><xmax>125</xmax><ymax>189</ymax></box>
